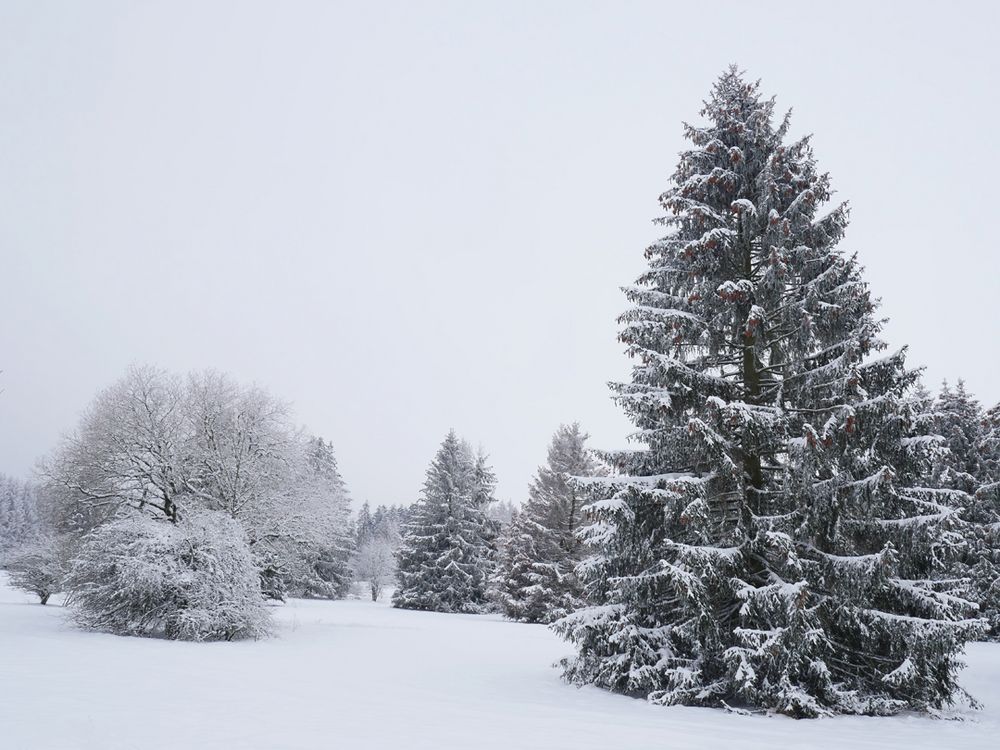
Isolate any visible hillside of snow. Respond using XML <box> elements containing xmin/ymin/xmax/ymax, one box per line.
<box><xmin>1</xmin><ymin>574</ymin><xmax>998</xmax><ymax>750</ymax></box>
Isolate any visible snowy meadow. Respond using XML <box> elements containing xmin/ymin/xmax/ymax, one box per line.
<box><xmin>2</xmin><ymin>574</ymin><xmax>999</xmax><ymax>750</ymax></box>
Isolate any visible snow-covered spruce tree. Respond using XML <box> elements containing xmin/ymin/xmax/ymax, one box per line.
<box><xmin>554</xmin><ymin>68</ymin><xmax>981</xmax><ymax>717</ymax></box>
<box><xmin>982</xmin><ymin>401</ymin><xmax>1000</xmax><ymax>506</ymax></box>
<box><xmin>981</xmin><ymin>403</ymin><xmax>1000</xmax><ymax>631</ymax></box>
<box><xmin>492</xmin><ymin>424</ymin><xmax>604</xmax><ymax>623</ymax></box>
<box><xmin>393</xmin><ymin>431</ymin><xmax>497</xmax><ymax>613</ymax></box>
<box><xmin>282</xmin><ymin>436</ymin><xmax>355</xmax><ymax>599</ymax></box>
<box><xmin>930</xmin><ymin>382</ymin><xmax>985</xmax><ymax>497</ymax></box>
<box><xmin>929</xmin><ymin>382</ymin><xmax>1000</xmax><ymax>637</ymax></box>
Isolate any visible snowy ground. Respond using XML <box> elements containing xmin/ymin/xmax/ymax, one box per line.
<box><xmin>1</xmin><ymin>576</ymin><xmax>998</xmax><ymax>750</ymax></box>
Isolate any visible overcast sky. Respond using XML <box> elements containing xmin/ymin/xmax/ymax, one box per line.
<box><xmin>1</xmin><ymin>1</ymin><xmax>997</xmax><ymax>506</ymax></box>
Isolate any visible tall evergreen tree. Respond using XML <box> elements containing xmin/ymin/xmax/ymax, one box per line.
<box><xmin>393</xmin><ymin>431</ymin><xmax>497</xmax><ymax>613</ymax></box>
<box><xmin>492</xmin><ymin>424</ymin><xmax>604</xmax><ymax>623</ymax></box>
<box><xmin>555</xmin><ymin>68</ymin><xmax>981</xmax><ymax>717</ymax></box>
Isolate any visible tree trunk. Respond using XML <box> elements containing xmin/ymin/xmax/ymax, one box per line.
<box><xmin>740</xmin><ymin>222</ymin><xmax>764</xmax><ymax>522</ymax></box>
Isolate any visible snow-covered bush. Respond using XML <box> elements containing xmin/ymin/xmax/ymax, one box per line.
<box><xmin>4</xmin><ymin>535</ymin><xmax>67</xmax><ymax>605</ymax></box>
<box><xmin>66</xmin><ymin>510</ymin><xmax>271</xmax><ymax>641</ymax></box>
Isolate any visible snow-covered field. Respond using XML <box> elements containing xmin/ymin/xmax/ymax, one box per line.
<box><xmin>1</xmin><ymin>575</ymin><xmax>998</xmax><ymax>750</ymax></box>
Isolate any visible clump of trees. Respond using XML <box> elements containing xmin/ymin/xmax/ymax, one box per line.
<box><xmin>1</xmin><ymin>476</ymin><xmax>69</xmax><ymax>604</ymax></box>
<box><xmin>1</xmin><ymin>364</ymin><xmax>355</xmax><ymax>640</ymax></box>
<box><xmin>353</xmin><ymin>502</ymin><xmax>407</xmax><ymax>601</ymax></box>
<box><xmin>0</xmin><ymin>475</ymin><xmax>40</xmax><ymax>555</ymax></box>
<box><xmin>393</xmin><ymin>430</ymin><xmax>498</xmax><ymax>613</ymax></box>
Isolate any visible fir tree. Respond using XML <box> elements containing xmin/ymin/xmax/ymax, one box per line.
<box><xmin>293</xmin><ymin>436</ymin><xmax>355</xmax><ymax>599</ymax></box>
<box><xmin>980</xmin><ymin>403</ymin><xmax>1000</xmax><ymax>632</ymax></box>
<box><xmin>934</xmin><ymin>382</ymin><xmax>984</xmax><ymax>495</ymax></box>
<box><xmin>492</xmin><ymin>424</ymin><xmax>604</xmax><ymax>623</ymax></box>
<box><xmin>392</xmin><ymin>431</ymin><xmax>497</xmax><ymax>613</ymax></box>
<box><xmin>356</xmin><ymin>501</ymin><xmax>374</xmax><ymax>549</ymax></box>
<box><xmin>930</xmin><ymin>382</ymin><xmax>1000</xmax><ymax>637</ymax></box>
<box><xmin>555</xmin><ymin>68</ymin><xmax>981</xmax><ymax>717</ymax></box>
<box><xmin>982</xmin><ymin>401</ymin><xmax>1000</xmax><ymax>501</ymax></box>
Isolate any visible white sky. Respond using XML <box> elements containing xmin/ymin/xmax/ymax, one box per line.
<box><xmin>1</xmin><ymin>1</ymin><xmax>998</xmax><ymax>506</ymax></box>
